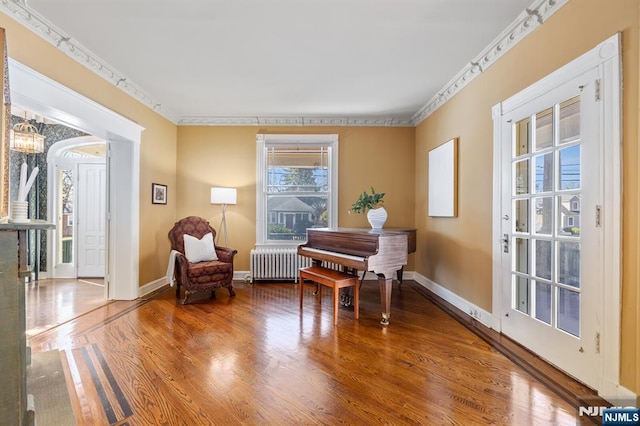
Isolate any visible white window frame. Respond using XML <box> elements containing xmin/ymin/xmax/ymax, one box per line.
<box><xmin>256</xmin><ymin>133</ymin><xmax>338</xmax><ymax>248</ymax></box>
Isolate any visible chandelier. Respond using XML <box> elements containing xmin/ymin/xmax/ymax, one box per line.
<box><xmin>10</xmin><ymin>118</ymin><xmax>45</xmax><ymax>153</ymax></box>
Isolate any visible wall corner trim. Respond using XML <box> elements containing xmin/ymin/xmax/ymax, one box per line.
<box><xmin>411</xmin><ymin>0</ymin><xmax>569</xmax><ymax>126</ymax></box>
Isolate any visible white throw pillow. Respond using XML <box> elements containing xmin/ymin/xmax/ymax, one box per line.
<box><xmin>183</xmin><ymin>232</ymin><xmax>218</xmax><ymax>263</ymax></box>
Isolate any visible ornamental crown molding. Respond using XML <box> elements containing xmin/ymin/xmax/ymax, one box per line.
<box><xmin>178</xmin><ymin>116</ymin><xmax>414</xmax><ymax>127</ymax></box>
<box><xmin>410</xmin><ymin>0</ymin><xmax>568</xmax><ymax>126</ymax></box>
<box><xmin>0</xmin><ymin>0</ymin><xmax>567</xmax><ymax>128</ymax></box>
<box><xmin>0</xmin><ymin>0</ymin><xmax>179</xmax><ymax>123</ymax></box>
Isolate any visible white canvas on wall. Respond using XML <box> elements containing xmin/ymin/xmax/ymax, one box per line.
<box><xmin>428</xmin><ymin>138</ymin><xmax>458</xmax><ymax>217</ymax></box>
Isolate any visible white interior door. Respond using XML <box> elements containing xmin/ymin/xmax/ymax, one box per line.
<box><xmin>77</xmin><ymin>163</ymin><xmax>106</xmax><ymax>277</ymax></box>
<box><xmin>499</xmin><ymin>68</ymin><xmax>602</xmax><ymax>389</ymax></box>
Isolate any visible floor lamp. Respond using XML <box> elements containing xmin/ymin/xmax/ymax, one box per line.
<box><xmin>210</xmin><ymin>187</ymin><xmax>236</xmax><ymax>247</ymax></box>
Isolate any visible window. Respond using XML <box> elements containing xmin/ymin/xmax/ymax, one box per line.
<box><xmin>256</xmin><ymin>134</ymin><xmax>338</xmax><ymax>246</ymax></box>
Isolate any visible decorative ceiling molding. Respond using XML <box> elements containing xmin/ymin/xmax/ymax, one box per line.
<box><xmin>410</xmin><ymin>0</ymin><xmax>568</xmax><ymax>126</ymax></box>
<box><xmin>0</xmin><ymin>0</ymin><xmax>178</xmax><ymax>123</ymax></box>
<box><xmin>178</xmin><ymin>116</ymin><xmax>414</xmax><ymax>127</ymax></box>
<box><xmin>0</xmin><ymin>0</ymin><xmax>567</xmax><ymax>128</ymax></box>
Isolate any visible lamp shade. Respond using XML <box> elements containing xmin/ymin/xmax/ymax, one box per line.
<box><xmin>211</xmin><ymin>187</ymin><xmax>237</xmax><ymax>205</ymax></box>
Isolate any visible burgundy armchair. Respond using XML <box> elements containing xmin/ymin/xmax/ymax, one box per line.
<box><xmin>168</xmin><ymin>216</ymin><xmax>237</xmax><ymax>304</ymax></box>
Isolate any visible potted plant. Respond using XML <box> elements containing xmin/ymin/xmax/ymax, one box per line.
<box><xmin>348</xmin><ymin>187</ymin><xmax>387</xmax><ymax>229</ymax></box>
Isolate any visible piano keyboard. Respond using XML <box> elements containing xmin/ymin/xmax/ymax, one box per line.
<box><xmin>301</xmin><ymin>247</ymin><xmax>366</xmax><ymax>262</ymax></box>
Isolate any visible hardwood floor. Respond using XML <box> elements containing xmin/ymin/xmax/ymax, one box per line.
<box><xmin>27</xmin><ymin>280</ymin><xmax>604</xmax><ymax>425</ymax></box>
<box><xmin>26</xmin><ymin>278</ymin><xmax>107</xmax><ymax>337</ymax></box>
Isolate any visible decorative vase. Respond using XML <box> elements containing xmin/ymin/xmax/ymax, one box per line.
<box><xmin>367</xmin><ymin>207</ymin><xmax>387</xmax><ymax>229</ymax></box>
<box><xmin>10</xmin><ymin>200</ymin><xmax>29</xmax><ymax>223</ymax></box>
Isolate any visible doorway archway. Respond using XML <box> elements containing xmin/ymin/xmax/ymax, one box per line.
<box><xmin>47</xmin><ymin>136</ymin><xmax>106</xmax><ymax>280</ymax></box>
<box><xmin>10</xmin><ymin>59</ymin><xmax>144</xmax><ymax>300</ymax></box>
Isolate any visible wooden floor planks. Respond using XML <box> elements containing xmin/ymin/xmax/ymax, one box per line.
<box><xmin>26</xmin><ymin>280</ymin><xmax>602</xmax><ymax>425</ymax></box>
<box><xmin>25</xmin><ymin>278</ymin><xmax>107</xmax><ymax>337</ymax></box>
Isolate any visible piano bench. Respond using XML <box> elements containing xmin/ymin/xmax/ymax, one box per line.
<box><xmin>299</xmin><ymin>266</ymin><xmax>359</xmax><ymax>325</ymax></box>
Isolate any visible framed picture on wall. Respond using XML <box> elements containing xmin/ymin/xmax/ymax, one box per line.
<box><xmin>428</xmin><ymin>138</ymin><xmax>458</xmax><ymax>217</ymax></box>
<box><xmin>152</xmin><ymin>183</ymin><xmax>167</xmax><ymax>205</ymax></box>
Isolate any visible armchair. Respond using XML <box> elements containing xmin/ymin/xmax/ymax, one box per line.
<box><xmin>168</xmin><ymin>216</ymin><xmax>237</xmax><ymax>304</ymax></box>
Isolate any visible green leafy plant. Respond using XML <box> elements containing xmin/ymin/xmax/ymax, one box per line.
<box><xmin>348</xmin><ymin>187</ymin><xmax>385</xmax><ymax>214</ymax></box>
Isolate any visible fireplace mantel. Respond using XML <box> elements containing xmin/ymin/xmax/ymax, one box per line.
<box><xmin>0</xmin><ymin>221</ymin><xmax>54</xmax><ymax>425</ymax></box>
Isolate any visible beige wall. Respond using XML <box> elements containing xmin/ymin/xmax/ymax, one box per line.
<box><xmin>0</xmin><ymin>13</ymin><xmax>179</xmax><ymax>286</ymax></box>
<box><xmin>415</xmin><ymin>0</ymin><xmax>640</xmax><ymax>393</ymax></box>
<box><xmin>0</xmin><ymin>11</ymin><xmax>417</xmax><ymax>286</ymax></box>
<box><xmin>3</xmin><ymin>0</ymin><xmax>638</xmax><ymax>395</ymax></box>
<box><xmin>176</xmin><ymin>126</ymin><xmax>416</xmax><ymax>271</ymax></box>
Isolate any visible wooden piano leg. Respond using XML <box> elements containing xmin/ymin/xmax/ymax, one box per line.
<box><xmin>377</xmin><ymin>274</ymin><xmax>393</xmax><ymax>325</ymax></box>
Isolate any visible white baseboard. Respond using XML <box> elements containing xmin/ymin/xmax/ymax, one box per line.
<box><xmin>399</xmin><ymin>271</ymin><xmax>416</xmax><ymax>281</ymax></box>
<box><xmin>142</xmin><ymin>272</ymin><xmax>250</xmax><ymax>297</ymax></box>
<box><xmin>600</xmin><ymin>380</ymin><xmax>638</xmax><ymax>406</ymax></box>
<box><xmin>33</xmin><ymin>272</ymin><xmax>51</xmax><ymax>280</ymax></box>
<box><xmin>412</xmin><ymin>272</ymin><xmax>492</xmax><ymax>328</ymax></box>
<box><xmin>138</xmin><ymin>277</ymin><xmax>168</xmax><ymax>298</ymax></box>
<box><xmin>234</xmin><ymin>271</ymin><xmax>251</xmax><ymax>282</ymax></box>
<box><xmin>237</xmin><ymin>270</ymin><xmax>416</xmax><ymax>284</ymax></box>
<box><xmin>412</xmin><ymin>273</ymin><xmax>637</xmax><ymax>403</ymax></box>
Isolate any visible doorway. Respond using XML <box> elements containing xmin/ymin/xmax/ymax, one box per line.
<box><xmin>10</xmin><ymin>58</ymin><xmax>144</xmax><ymax>300</ymax></box>
<box><xmin>48</xmin><ymin>137</ymin><xmax>107</xmax><ymax>282</ymax></box>
<box><xmin>492</xmin><ymin>34</ymin><xmax>622</xmax><ymax>397</ymax></box>
<box><xmin>499</xmin><ymin>72</ymin><xmax>600</xmax><ymax>388</ymax></box>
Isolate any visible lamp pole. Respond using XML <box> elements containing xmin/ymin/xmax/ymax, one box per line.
<box><xmin>218</xmin><ymin>203</ymin><xmax>229</xmax><ymax>248</ymax></box>
<box><xmin>210</xmin><ymin>187</ymin><xmax>237</xmax><ymax>248</ymax></box>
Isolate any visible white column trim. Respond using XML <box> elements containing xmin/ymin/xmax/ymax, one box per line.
<box><xmin>491</xmin><ymin>102</ymin><xmax>503</xmax><ymax>332</ymax></box>
<box><xmin>10</xmin><ymin>58</ymin><xmax>144</xmax><ymax>300</ymax></box>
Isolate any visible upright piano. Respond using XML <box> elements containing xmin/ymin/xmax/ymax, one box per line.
<box><xmin>297</xmin><ymin>227</ymin><xmax>416</xmax><ymax>325</ymax></box>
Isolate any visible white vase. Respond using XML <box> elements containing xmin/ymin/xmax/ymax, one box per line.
<box><xmin>367</xmin><ymin>207</ymin><xmax>387</xmax><ymax>229</ymax></box>
<box><xmin>10</xmin><ymin>200</ymin><xmax>30</xmax><ymax>223</ymax></box>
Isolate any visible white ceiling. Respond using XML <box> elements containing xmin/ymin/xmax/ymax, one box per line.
<box><xmin>12</xmin><ymin>0</ymin><xmax>550</xmax><ymax>125</ymax></box>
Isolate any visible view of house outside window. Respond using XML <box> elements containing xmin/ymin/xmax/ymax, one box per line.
<box><xmin>266</xmin><ymin>145</ymin><xmax>328</xmax><ymax>241</ymax></box>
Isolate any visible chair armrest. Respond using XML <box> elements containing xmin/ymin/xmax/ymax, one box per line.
<box><xmin>174</xmin><ymin>251</ymin><xmax>188</xmax><ymax>266</ymax></box>
<box><xmin>215</xmin><ymin>246</ymin><xmax>238</xmax><ymax>263</ymax></box>
<box><xmin>173</xmin><ymin>252</ymin><xmax>190</xmax><ymax>285</ymax></box>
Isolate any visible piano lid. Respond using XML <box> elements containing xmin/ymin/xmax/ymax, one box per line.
<box><xmin>307</xmin><ymin>227</ymin><xmax>409</xmax><ymax>236</ymax></box>
<box><xmin>304</xmin><ymin>227</ymin><xmax>408</xmax><ymax>258</ymax></box>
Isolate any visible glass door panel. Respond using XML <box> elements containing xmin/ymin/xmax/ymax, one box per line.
<box><xmin>58</xmin><ymin>168</ymin><xmax>73</xmax><ymax>264</ymax></box>
<box><xmin>509</xmin><ymin>95</ymin><xmax>582</xmax><ymax>338</ymax></box>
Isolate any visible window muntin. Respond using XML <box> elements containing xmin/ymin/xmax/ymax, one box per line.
<box><xmin>256</xmin><ymin>134</ymin><xmax>338</xmax><ymax>246</ymax></box>
<box><xmin>510</xmin><ymin>95</ymin><xmax>582</xmax><ymax>337</ymax></box>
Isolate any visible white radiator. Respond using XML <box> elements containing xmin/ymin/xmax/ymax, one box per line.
<box><xmin>250</xmin><ymin>248</ymin><xmax>340</xmax><ymax>282</ymax></box>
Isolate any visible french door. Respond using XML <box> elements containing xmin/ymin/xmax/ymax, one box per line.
<box><xmin>498</xmin><ymin>67</ymin><xmax>602</xmax><ymax>389</ymax></box>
